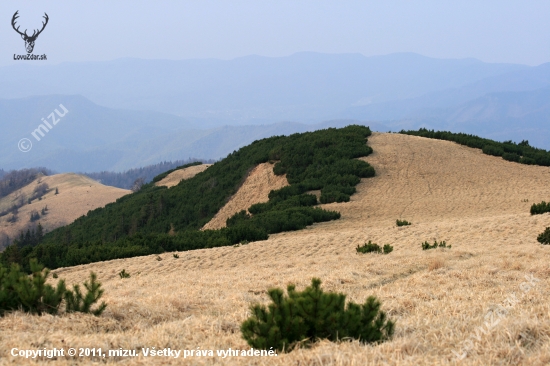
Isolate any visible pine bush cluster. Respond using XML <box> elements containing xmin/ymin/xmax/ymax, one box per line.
<box><xmin>240</xmin><ymin>278</ymin><xmax>394</xmax><ymax>352</ymax></box>
<box><xmin>65</xmin><ymin>273</ymin><xmax>107</xmax><ymax>316</ymax></box>
<box><xmin>356</xmin><ymin>241</ymin><xmax>393</xmax><ymax>254</ymax></box>
<box><xmin>0</xmin><ymin>260</ymin><xmax>106</xmax><ymax>316</ymax></box>
<box><xmin>531</xmin><ymin>201</ymin><xmax>550</xmax><ymax>215</ymax></box>
<box><xmin>422</xmin><ymin>240</ymin><xmax>450</xmax><ymax>250</ymax></box>
<box><xmin>396</xmin><ymin>219</ymin><xmax>411</xmax><ymax>226</ymax></box>
<box><xmin>537</xmin><ymin>227</ymin><xmax>550</xmax><ymax>244</ymax></box>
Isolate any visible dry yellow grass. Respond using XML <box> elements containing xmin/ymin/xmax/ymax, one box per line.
<box><xmin>427</xmin><ymin>256</ymin><xmax>446</xmax><ymax>271</ymax></box>
<box><xmin>0</xmin><ymin>173</ymin><xmax>129</xmax><ymax>240</ymax></box>
<box><xmin>202</xmin><ymin>162</ymin><xmax>289</xmax><ymax>230</ymax></box>
<box><xmin>154</xmin><ymin>164</ymin><xmax>212</xmax><ymax>188</ymax></box>
<box><xmin>2</xmin><ymin>132</ymin><xmax>550</xmax><ymax>365</ymax></box>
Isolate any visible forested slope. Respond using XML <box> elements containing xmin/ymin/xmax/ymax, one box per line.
<box><xmin>3</xmin><ymin>126</ymin><xmax>375</xmax><ymax>270</ymax></box>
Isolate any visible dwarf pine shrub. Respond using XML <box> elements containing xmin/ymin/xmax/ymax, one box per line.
<box><xmin>482</xmin><ymin>144</ymin><xmax>504</xmax><ymax>157</ymax></box>
<box><xmin>240</xmin><ymin>278</ymin><xmax>394</xmax><ymax>352</ymax></box>
<box><xmin>0</xmin><ymin>260</ymin><xmax>106</xmax><ymax>316</ymax></box>
<box><xmin>356</xmin><ymin>241</ymin><xmax>381</xmax><ymax>254</ymax></box>
<box><xmin>0</xmin><ymin>259</ymin><xmax>66</xmax><ymax>315</ymax></box>
<box><xmin>64</xmin><ymin>272</ymin><xmax>107</xmax><ymax>316</ymax></box>
<box><xmin>502</xmin><ymin>152</ymin><xmax>521</xmax><ymax>162</ymax></box>
<box><xmin>422</xmin><ymin>240</ymin><xmax>451</xmax><ymax>250</ymax></box>
<box><xmin>118</xmin><ymin>269</ymin><xmax>130</xmax><ymax>278</ymax></box>
<box><xmin>383</xmin><ymin>244</ymin><xmax>394</xmax><ymax>254</ymax></box>
<box><xmin>396</xmin><ymin>219</ymin><xmax>411</xmax><ymax>227</ymax></box>
<box><xmin>537</xmin><ymin>227</ymin><xmax>550</xmax><ymax>244</ymax></box>
<box><xmin>531</xmin><ymin>201</ymin><xmax>550</xmax><ymax>215</ymax></box>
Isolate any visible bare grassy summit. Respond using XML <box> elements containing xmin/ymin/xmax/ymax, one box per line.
<box><xmin>0</xmin><ymin>173</ymin><xmax>129</xmax><ymax>241</ymax></box>
<box><xmin>2</xmin><ymin>132</ymin><xmax>550</xmax><ymax>365</ymax></box>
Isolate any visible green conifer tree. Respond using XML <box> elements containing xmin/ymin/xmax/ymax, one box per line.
<box><xmin>241</xmin><ymin>278</ymin><xmax>394</xmax><ymax>352</ymax></box>
<box><xmin>64</xmin><ymin>272</ymin><xmax>107</xmax><ymax>316</ymax></box>
<box><xmin>36</xmin><ymin>223</ymin><xmax>44</xmax><ymax>244</ymax></box>
<box><xmin>0</xmin><ymin>260</ymin><xmax>66</xmax><ymax>315</ymax></box>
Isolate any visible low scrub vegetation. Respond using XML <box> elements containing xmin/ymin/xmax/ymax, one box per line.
<box><xmin>0</xmin><ymin>259</ymin><xmax>106</xmax><ymax>316</ymax></box>
<box><xmin>240</xmin><ymin>278</ymin><xmax>394</xmax><ymax>352</ymax></box>
<box><xmin>400</xmin><ymin>129</ymin><xmax>550</xmax><ymax>167</ymax></box>
<box><xmin>531</xmin><ymin>201</ymin><xmax>550</xmax><ymax>215</ymax></box>
<box><xmin>356</xmin><ymin>241</ymin><xmax>393</xmax><ymax>254</ymax></box>
<box><xmin>396</xmin><ymin>219</ymin><xmax>411</xmax><ymax>226</ymax></box>
<box><xmin>118</xmin><ymin>269</ymin><xmax>130</xmax><ymax>278</ymax></box>
<box><xmin>537</xmin><ymin>227</ymin><xmax>550</xmax><ymax>244</ymax></box>
<box><xmin>422</xmin><ymin>240</ymin><xmax>451</xmax><ymax>250</ymax></box>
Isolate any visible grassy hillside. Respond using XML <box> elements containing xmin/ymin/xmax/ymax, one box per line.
<box><xmin>4</xmin><ymin>132</ymin><xmax>550</xmax><ymax>365</ymax></box>
<box><xmin>0</xmin><ymin>174</ymin><xmax>130</xmax><ymax>248</ymax></box>
<box><xmin>4</xmin><ymin>126</ymin><xmax>375</xmax><ymax>270</ymax></box>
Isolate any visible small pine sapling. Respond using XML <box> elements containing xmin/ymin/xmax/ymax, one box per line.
<box><xmin>396</xmin><ymin>219</ymin><xmax>411</xmax><ymax>227</ymax></box>
<box><xmin>383</xmin><ymin>244</ymin><xmax>393</xmax><ymax>254</ymax></box>
<box><xmin>64</xmin><ymin>272</ymin><xmax>107</xmax><ymax>316</ymax></box>
<box><xmin>0</xmin><ymin>259</ymin><xmax>66</xmax><ymax>316</ymax></box>
<box><xmin>422</xmin><ymin>240</ymin><xmax>451</xmax><ymax>250</ymax></box>
<box><xmin>173</xmin><ymin>253</ymin><xmax>179</xmax><ymax>259</ymax></box>
<box><xmin>118</xmin><ymin>269</ymin><xmax>130</xmax><ymax>278</ymax></box>
<box><xmin>537</xmin><ymin>227</ymin><xmax>550</xmax><ymax>244</ymax></box>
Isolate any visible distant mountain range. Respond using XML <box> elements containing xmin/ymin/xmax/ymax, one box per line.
<box><xmin>0</xmin><ymin>94</ymin><xmax>388</xmax><ymax>172</ymax></box>
<box><xmin>0</xmin><ymin>52</ymin><xmax>527</xmax><ymax>125</ymax></box>
<box><xmin>409</xmin><ymin>88</ymin><xmax>550</xmax><ymax>147</ymax></box>
<box><xmin>1</xmin><ymin>52</ymin><xmax>550</xmax><ymax>172</ymax></box>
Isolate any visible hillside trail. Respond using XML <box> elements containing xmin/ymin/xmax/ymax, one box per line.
<box><xmin>155</xmin><ymin>164</ymin><xmax>212</xmax><ymax>188</ymax></box>
<box><xmin>3</xmin><ymin>133</ymin><xmax>550</xmax><ymax>365</ymax></box>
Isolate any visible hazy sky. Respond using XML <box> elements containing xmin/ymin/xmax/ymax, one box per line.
<box><xmin>1</xmin><ymin>1</ymin><xmax>549</xmax><ymax>66</ymax></box>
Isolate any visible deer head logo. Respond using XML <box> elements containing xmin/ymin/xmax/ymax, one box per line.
<box><xmin>12</xmin><ymin>11</ymin><xmax>49</xmax><ymax>54</ymax></box>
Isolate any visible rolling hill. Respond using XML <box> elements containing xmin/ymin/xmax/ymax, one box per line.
<box><xmin>2</xmin><ymin>132</ymin><xmax>549</xmax><ymax>365</ymax></box>
<box><xmin>10</xmin><ymin>126</ymin><xmax>374</xmax><ymax>269</ymax></box>
<box><xmin>0</xmin><ymin>173</ymin><xmax>130</xmax><ymax>245</ymax></box>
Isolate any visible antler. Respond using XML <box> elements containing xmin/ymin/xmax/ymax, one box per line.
<box><xmin>11</xmin><ymin>11</ymin><xmax>27</xmax><ymax>37</ymax></box>
<box><xmin>30</xmin><ymin>13</ymin><xmax>49</xmax><ymax>39</ymax></box>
